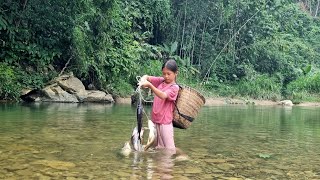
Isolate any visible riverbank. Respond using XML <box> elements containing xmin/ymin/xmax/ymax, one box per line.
<box><xmin>115</xmin><ymin>97</ymin><xmax>320</xmax><ymax>107</ymax></box>
<box><xmin>1</xmin><ymin>97</ymin><xmax>319</xmax><ymax>107</ymax></box>
<box><xmin>205</xmin><ymin>97</ymin><xmax>320</xmax><ymax>107</ymax></box>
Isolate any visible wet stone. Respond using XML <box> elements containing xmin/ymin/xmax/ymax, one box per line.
<box><xmin>174</xmin><ymin>169</ymin><xmax>185</xmax><ymax>174</ymax></box>
<box><xmin>66</xmin><ymin>177</ymin><xmax>77</xmax><ymax>180</ymax></box>
<box><xmin>304</xmin><ymin>171</ymin><xmax>316</xmax><ymax>177</ymax></box>
<box><xmin>32</xmin><ymin>160</ymin><xmax>76</xmax><ymax>170</ymax></box>
<box><xmin>217</xmin><ymin>163</ymin><xmax>236</xmax><ymax>171</ymax></box>
<box><xmin>113</xmin><ymin>171</ymin><xmax>131</xmax><ymax>177</ymax></box>
<box><xmin>200</xmin><ymin>174</ymin><xmax>214</xmax><ymax>179</ymax></box>
<box><xmin>226</xmin><ymin>158</ymin><xmax>240</xmax><ymax>163</ymax></box>
<box><xmin>33</xmin><ymin>173</ymin><xmax>51</xmax><ymax>180</ymax></box>
<box><xmin>183</xmin><ymin>167</ymin><xmax>202</xmax><ymax>174</ymax></box>
<box><xmin>211</xmin><ymin>173</ymin><xmax>224</xmax><ymax>178</ymax></box>
<box><xmin>8</xmin><ymin>144</ymin><xmax>35</xmax><ymax>151</ymax></box>
<box><xmin>224</xmin><ymin>177</ymin><xmax>243</xmax><ymax>180</ymax></box>
<box><xmin>16</xmin><ymin>169</ymin><xmax>34</xmax><ymax>176</ymax></box>
<box><xmin>39</xmin><ymin>168</ymin><xmax>62</xmax><ymax>177</ymax></box>
<box><xmin>189</xmin><ymin>148</ymin><xmax>208</xmax><ymax>154</ymax></box>
<box><xmin>274</xmin><ymin>164</ymin><xmax>290</xmax><ymax>170</ymax></box>
<box><xmin>4</xmin><ymin>163</ymin><xmax>28</xmax><ymax>172</ymax></box>
<box><xmin>260</xmin><ymin>169</ymin><xmax>284</xmax><ymax>176</ymax></box>
<box><xmin>173</xmin><ymin>175</ymin><xmax>191</xmax><ymax>180</ymax></box>
<box><xmin>204</xmin><ymin>159</ymin><xmax>226</xmax><ymax>164</ymax></box>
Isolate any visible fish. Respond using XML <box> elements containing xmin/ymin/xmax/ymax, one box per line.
<box><xmin>120</xmin><ymin>141</ymin><xmax>132</xmax><ymax>157</ymax></box>
<box><xmin>136</xmin><ymin>97</ymin><xmax>143</xmax><ymax>141</ymax></box>
<box><xmin>131</xmin><ymin>126</ymin><xmax>144</xmax><ymax>151</ymax></box>
<box><xmin>144</xmin><ymin>120</ymin><xmax>157</xmax><ymax>151</ymax></box>
<box><xmin>130</xmin><ymin>95</ymin><xmax>144</xmax><ymax>152</ymax></box>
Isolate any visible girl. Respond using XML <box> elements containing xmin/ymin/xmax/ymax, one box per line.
<box><xmin>139</xmin><ymin>59</ymin><xmax>179</xmax><ymax>154</ymax></box>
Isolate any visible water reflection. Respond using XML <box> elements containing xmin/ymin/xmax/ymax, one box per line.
<box><xmin>130</xmin><ymin>149</ymin><xmax>175</xmax><ymax>179</ymax></box>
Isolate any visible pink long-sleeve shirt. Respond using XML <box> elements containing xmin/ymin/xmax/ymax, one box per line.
<box><xmin>150</xmin><ymin>76</ymin><xmax>179</xmax><ymax>124</ymax></box>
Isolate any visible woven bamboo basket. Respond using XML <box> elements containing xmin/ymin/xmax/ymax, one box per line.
<box><xmin>173</xmin><ymin>86</ymin><xmax>206</xmax><ymax>129</ymax></box>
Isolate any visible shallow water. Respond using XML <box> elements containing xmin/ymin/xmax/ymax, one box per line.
<box><xmin>0</xmin><ymin>103</ymin><xmax>320</xmax><ymax>179</ymax></box>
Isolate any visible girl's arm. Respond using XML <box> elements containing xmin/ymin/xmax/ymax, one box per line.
<box><xmin>140</xmin><ymin>80</ymin><xmax>167</xmax><ymax>100</ymax></box>
<box><xmin>146</xmin><ymin>82</ymin><xmax>168</xmax><ymax>100</ymax></box>
<box><xmin>140</xmin><ymin>75</ymin><xmax>168</xmax><ymax>99</ymax></box>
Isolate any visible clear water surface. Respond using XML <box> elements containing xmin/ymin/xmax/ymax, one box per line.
<box><xmin>0</xmin><ymin>102</ymin><xmax>319</xmax><ymax>179</ymax></box>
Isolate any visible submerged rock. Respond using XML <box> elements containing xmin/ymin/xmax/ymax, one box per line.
<box><xmin>32</xmin><ymin>160</ymin><xmax>76</xmax><ymax>170</ymax></box>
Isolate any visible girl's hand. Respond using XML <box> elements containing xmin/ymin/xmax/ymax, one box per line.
<box><xmin>140</xmin><ymin>75</ymin><xmax>149</xmax><ymax>82</ymax></box>
<box><xmin>138</xmin><ymin>75</ymin><xmax>149</xmax><ymax>87</ymax></box>
<box><xmin>138</xmin><ymin>80</ymin><xmax>151</xmax><ymax>88</ymax></box>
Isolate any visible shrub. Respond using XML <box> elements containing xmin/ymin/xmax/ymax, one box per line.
<box><xmin>286</xmin><ymin>72</ymin><xmax>320</xmax><ymax>102</ymax></box>
<box><xmin>236</xmin><ymin>74</ymin><xmax>282</xmax><ymax>100</ymax></box>
<box><xmin>0</xmin><ymin>63</ymin><xmax>20</xmax><ymax>100</ymax></box>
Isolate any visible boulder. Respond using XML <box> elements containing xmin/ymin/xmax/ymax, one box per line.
<box><xmin>279</xmin><ymin>100</ymin><xmax>294</xmax><ymax>106</ymax></box>
<box><xmin>55</xmin><ymin>74</ymin><xmax>87</xmax><ymax>102</ymax></box>
<box><xmin>84</xmin><ymin>90</ymin><xmax>114</xmax><ymax>103</ymax></box>
<box><xmin>56</xmin><ymin>76</ymin><xmax>85</xmax><ymax>93</ymax></box>
<box><xmin>20</xmin><ymin>74</ymin><xmax>114</xmax><ymax>103</ymax></box>
<box><xmin>20</xmin><ymin>89</ymin><xmax>41</xmax><ymax>102</ymax></box>
<box><xmin>42</xmin><ymin>84</ymin><xmax>79</xmax><ymax>103</ymax></box>
<box><xmin>20</xmin><ymin>88</ymin><xmax>32</xmax><ymax>96</ymax></box>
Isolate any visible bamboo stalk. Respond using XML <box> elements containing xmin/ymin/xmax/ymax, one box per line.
<box><xmin>180</xmin><ymin>0</ymin><xmax>187</xmax><ymax>58</ymax></box>
<box><xmin>190</xmin><ymin>21</ymin><xmax>198</xmax><ymax>65</ymax></box>
<box><xmin>175</xmin><ymin>11</ymin><xmax>182</xmax><ymax>43</ymax></box>
<box><xmin>198</xmin><ymin>18</ymin><xmax>207</xmax><ymax>67</ymax></box>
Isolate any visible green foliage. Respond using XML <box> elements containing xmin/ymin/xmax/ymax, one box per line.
<box><xmin>0</xmin><ymin>0</ymin><xmax>71</xmax><ymax>100</ymax></box>
<box><xmin>71</xmin><ymin>0</ymin><xmax>140</xmax><ymax>86</ymax></box>
<box><xmin>168</xmin><ymin>0</ymin><xmax>320</xmax><ymax>99</ymax></box>
<box><xmin>1</xmin><ymin>0</ymin><xmax>320</xmax><ymax>101</ymax></box>
<box><xmin>71</xmin><ymin>0</ymin><xmax>172</xmax><ymax>91</ymax></box>
<box><xmin>287</xmin><ymin>72</ymin><xmax>320</xmax><ymax>96</ymax></box>
<box><xmin>236</xmin><ymin>74</ymin><xmax>282</xmax><ymax>100</ymax></box>
<box><xmin>0</xmin><ymin>63</ymin><xmax>20</xmax><ymax>100</ymax></box>
<box><xmin>140</xmin><ymin>60</ymin><xmax>162</xmax><ymax>76</ymax></box>
<box><xmin>0</xmin><ymin>0</ymin><xmax>173</xmax><ymax>100</ymax></box>
<box><xmin>302</xmin><ymin>64</ymin><xmax>312</xmax><ymax>75</ymax></box>
<box><xmin>287</xmin><ymin>72</ymin><xmax>320</xmax><ymax>102</ymax></box>
<box><xmin>107</xmin><ymin>79</ymin><xmax>134</xmax><ymax>98</ymax></box>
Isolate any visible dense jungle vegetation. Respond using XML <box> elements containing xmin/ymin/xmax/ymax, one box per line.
<box><xmin>1</xmin><ymin>0</ymin><xmax>320</xmax><ymax>102</ymax></box>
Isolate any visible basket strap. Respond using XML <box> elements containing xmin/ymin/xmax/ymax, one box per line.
<box><xmin>165</xmin><ymin>82</ymin><xmax>194</xmax><ymax>122</ymax></box>
<box><xmin>174</xmin><ymin>103</ymin><xmax>194</xmax><ymax>122</ymax></box>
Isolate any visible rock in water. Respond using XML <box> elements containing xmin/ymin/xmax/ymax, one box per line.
<box><xmin>279</xmin><ymin>100</ymin><xmax>293</xmax><ymax>106</ymax></box>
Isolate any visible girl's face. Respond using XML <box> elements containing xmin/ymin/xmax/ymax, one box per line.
<box><xmin>162</xmin><ymin>67</ymin><xmax>177</xmax><ymax>84</ymax></box>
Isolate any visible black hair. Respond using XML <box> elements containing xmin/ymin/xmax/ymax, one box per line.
<box><xmin>162</xmin><ymin>59</ymin><xmax>178</xmax><ymax>73</ymax></box>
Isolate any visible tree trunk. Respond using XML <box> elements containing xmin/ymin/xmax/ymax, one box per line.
<box><xmin>315</xmin><ymin>0</ymin><xmax>320</xmax><ymax>17</ymax></box>
<box><xmin>309</xmin><ymin>0</ymin><xmax>312</xmax><ymax>14</ymax></box>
